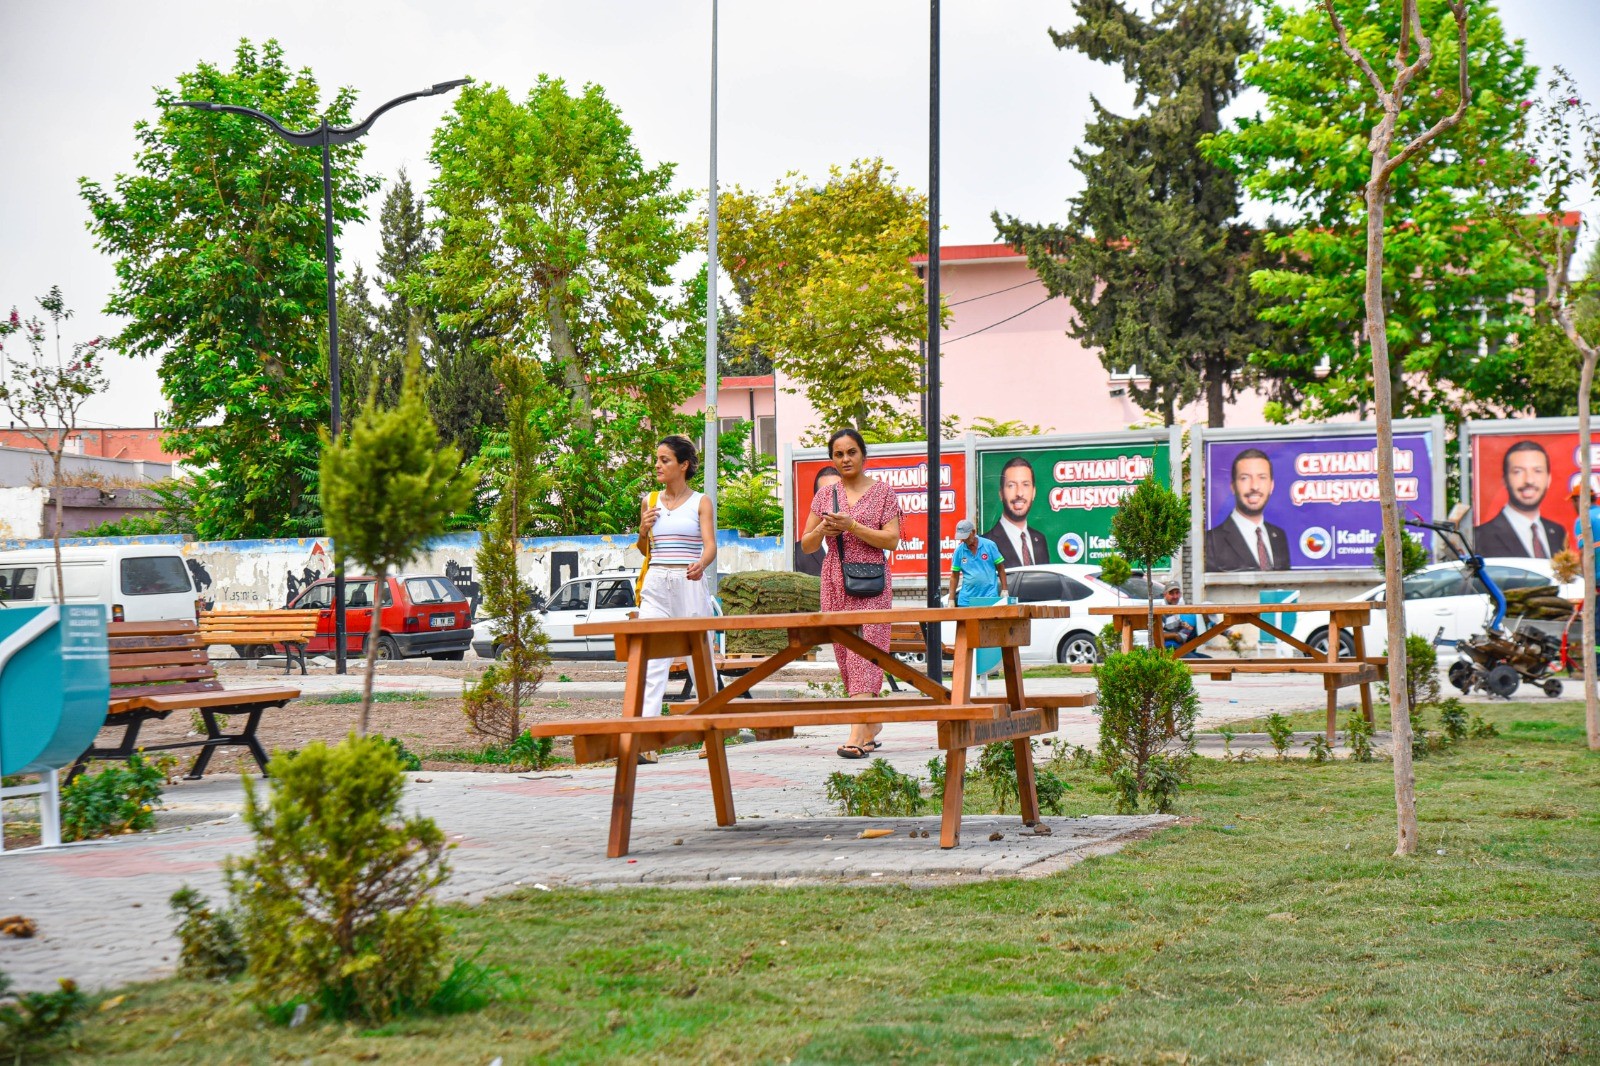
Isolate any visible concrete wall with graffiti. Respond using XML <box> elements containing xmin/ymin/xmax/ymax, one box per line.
<box><xmin>0</xmin><ymin>531</ymin><xmax>785</xmax><ymax>616</ymax></box>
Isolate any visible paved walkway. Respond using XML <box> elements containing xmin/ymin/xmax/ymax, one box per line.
<box><xmin>0</xmin><ymin>662</ymin><xmax>1402</xmax><ymax>994</ymax></box>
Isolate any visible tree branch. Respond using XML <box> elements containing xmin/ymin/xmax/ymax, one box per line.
<box><xmin>1382</xmin><ymin>2</ymin><xmax>1470</xmax><ymax>180</ymax></box>
<box><xmin>1320</xmin><ymin>0</ymin><xmax>1389</xmax><ymax>100</ymax></box>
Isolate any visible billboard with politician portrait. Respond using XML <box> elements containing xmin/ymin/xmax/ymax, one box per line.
<box><xmin>1469</xmin><ymin>428</ymin><xmax>1600</xmax><ymax>559</ymax></box>
<box><xmin>1203</xmin><ymin>432</ymin><xmax>1437</xmax><ymax>572</ymax></box>
<box><xmin>792</xmin><ymin>449</ymin><xmax>966</xmax><ymax>580</ymax></box>
<box><xmin>975</xmin><ymin>439</ymin><xmax>1174</xmax><ymax>569</ymax></box>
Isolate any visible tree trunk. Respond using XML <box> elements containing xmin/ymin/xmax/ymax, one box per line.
<box><xmin>50</xmin><ymin>450</ymin><xmax>65</xmax><ymax>606</ymax></box>
<box><xmin>546</xmin><ymin>288</ymin><xmax>593</xmax><ymax>435</ymax></box>
<box><xmin>1365</xmin><ymin>170</ymin><xmax>1419</xmax><ymax>857</ymax></box>
<box><xmin>1146</xmin><ymin>563</ymin><xmax>1157</xmax><ymax>656</ymax></box>
<box><xmin>1207</xmin><ymin>368</ymin><xmax>1226</xmax><ymax>428</ymax></box>
<box><xmin>1568</xmin><ymin>323</ymin><xmax>1599</xmax><ymax>750</ymax></box>
<box><xmin>359</xmin><ymin>567</ymin><xmax>386</xmax><ymax>736</ymax></box>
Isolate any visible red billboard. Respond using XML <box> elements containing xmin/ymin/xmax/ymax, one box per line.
<box><xmin>1470</xmin><ymin>430</ymin><xmax>1600</xmax><ymax>559</ymax></box>
<box><xmin>794</xmin><ymin>451</ymin><xmax>966</xmax><ymax>579</ymax></box>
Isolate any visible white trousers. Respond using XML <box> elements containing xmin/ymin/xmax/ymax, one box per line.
<box><xmin>639</xmin><ymin>567</ymin><xmax>716</xmax><ymax>718</ymax></box>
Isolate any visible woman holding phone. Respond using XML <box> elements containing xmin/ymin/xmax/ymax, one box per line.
<box><xmin>635</xmin><ymin>435</ymin><xmax>718</xmax><ymax>758</ymax></box>
<box><xmin>798</xmin><ymin>427</ymin><xmax>902</xmax><ymax>758</ymax></box>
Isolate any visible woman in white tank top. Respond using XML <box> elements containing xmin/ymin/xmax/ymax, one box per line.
<box><xmin>635</xmin><ymin>435</ymin><xmax>718</xmax><ymax>752</ymax></box>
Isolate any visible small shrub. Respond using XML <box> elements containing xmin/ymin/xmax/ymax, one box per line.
<box><xmin>1264</xmin><ymin>713</ymin><xmax>1294</xmax><ymax>760</ymax></box>
<box><xmin>1034</xmin><ymin>768</ymin><xmax>1070</xmax><ymax>815</ymax></box>
<box><xmin>1093</xmin><ymin>647</ymin><xmax>1199</xmax><ymax>812</ymax></box>
<box><xmin>825</xmin><ymin>758</ymin><xmax>926</xmax><ymax>817</ymax></box>
<box><xmin>1217</xmin><ymin>725</ymin><xmax>1237</xmax><ymax>760</ymax></box>
<box><xmin>1095</xmin><ymin>622</ymin><xmax>1122</xmax><ymax>658</ymax></box>
<box><xmin>227</xmin><ymin>734</ymin><xmax>450</xmax><ymax>1024</ymax></box>
<box><xmin>1411</xmin><ymin>726</ymin><xmax>1431</xmax><ymax>759</ymax></box>
<box><xmin>976</xmin><ymin>741</ymin><xmax>1024</xmax><ymax>814</ymax></box>
<box><xmin>429</xmin><ymin>732</ymin><xmax>558</xmax><ymax>770</ymax></box>
<box><xmin>0</xmin><ymin>971</ymin><xmax>88</xmax><ymax>1060</ymax></box>
<box><xmin>463</xmin><ymin>662</ymin><xmax>547</xmax><ymax>744</ymax></box>
<box><xmin>1469</xmin><ymin>713</ymin><xmax>1500</xmax><ymax>739</ymax></box>
<box><xmin>60</xmin><ymin>752</ymin><xmax>170</xmax><ymax>841</ymax></box>
<box><xmin>1110</xmin><ymin>764</ymin><xmax>1140</xmax><ymax>814</ymax></box>
<box><xmin>1145</xmin><ymin>754</ymin><xmax>1188</xmax><ymax>814</ymax></box>
<box><xmin>1344</xmin><ymin>712</ymin><xmax>1375</xmax><ymax>762</ymax></box>
<box><xmin>170</xmin><ymin>885</ymin><xmax>246</xmax><ymax>980</ymax></box>
<box><xmin>376</xmin><ymin>735</ymin><xmax>423</xmax><ymax>771</ymax></box>
<box><xmin>925</xmin><ymin>754</ymin><xmax>946</xmax><ymax>802</ymax></box>
<box><xmin>1304</xmin><ymin>734</ymin><xmax>1333</xmax><ymax>763</ymax></box>
<box><xmin>1436</xmin><ymin>697</ymin><xmax>1468</xmax><ymax>743</ymax></box>
<box><xmin>1381</xmin><ymin>634</ymin><xmax>1440</xmax><ymax>709</ymax></box>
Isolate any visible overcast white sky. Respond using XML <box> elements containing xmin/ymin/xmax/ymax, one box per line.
<box><xmin>2</xmin><ymin>0</ymin><xmax>1596</xmax><ymax>427</ymax></box>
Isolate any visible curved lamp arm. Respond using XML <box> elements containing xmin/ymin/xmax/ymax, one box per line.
<box><xmin>168</xmin><ymin>78</ymin><xmax>469</xmax><ymax>147</ymax></box>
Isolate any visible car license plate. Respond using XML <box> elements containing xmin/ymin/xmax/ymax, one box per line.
<box><xmin>430</xmin><ymin>614</ymin><xmax>453</xmax><ymax>628</ymax></box>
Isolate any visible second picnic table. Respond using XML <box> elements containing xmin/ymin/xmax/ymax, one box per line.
<box><xmin>527</xmin><ymin>603</ymin><xmax>1089</xmax><ymax>857</ymax></box>
<box><xmin>1088</xmin><ymin>601</ymin><xmax>1387</xmax><ymax>740</ymax></box>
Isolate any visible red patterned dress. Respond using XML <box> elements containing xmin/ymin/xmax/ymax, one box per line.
<box><xmin>811</xmin><ymin>478</ymin><xmax>901</xmax><ymax>695</ymax></box>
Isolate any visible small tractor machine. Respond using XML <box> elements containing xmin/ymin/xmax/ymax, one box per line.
<box><xmin>1406</xmin><ymin>516</ymin><xmax>1567</xmax><ymax>699</ymax></box>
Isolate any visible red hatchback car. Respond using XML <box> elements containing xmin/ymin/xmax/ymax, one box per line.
<box><xmin>289</xmin><ymin>574</ymin><xmax>473</xmax><ymax>660</ymax></box>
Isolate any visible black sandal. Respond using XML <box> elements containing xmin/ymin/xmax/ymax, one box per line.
<box><xmin>858</xmin><ymin>740</ymin><xmax>882</xmax><ymax>753</ymax></box>
<box><xmin>837</xmin><ymin>744</ymin><xmax>870</xmax><ymax>759</ymax></box>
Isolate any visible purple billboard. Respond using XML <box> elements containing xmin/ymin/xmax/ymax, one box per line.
<box><xmin>1204</xmin><ymin>433</ymin><xmax>1436</xmax><ymax>572</ymax></box>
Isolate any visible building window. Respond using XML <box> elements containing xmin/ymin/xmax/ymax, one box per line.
<box><xmin>756</xmin><ymin>415</ymin><xmax>776</xmax><ymax>457</ymax></box>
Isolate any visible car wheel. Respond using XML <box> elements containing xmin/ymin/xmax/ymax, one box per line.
<box><xmin>1308</xmin><ymin>627</ymin><xmax>1356</xmax><ymax>658</ymax></box>
<box><xmin>370</xmin><ymin>635</ymin><xmax>401</xmax><ymax>661</ymax></box>
<box><xmin>1057</xmin><ymin>632</ymin><xmax>1100</xmax><ymax>666</ymax></box>
<box><xmin>1447</xmin><ymin>659</ymin><xmax>1474</xmax><ymax>693</ymax></box>
<box><xmin>431</xmin><ymin>650</ymin><xmax>466</xmax><ymax>661</ymax></box>
<box><xmin>895</xmin><ymin>650</ymin><xmax>928</xmax><ymax>667</ymax></box>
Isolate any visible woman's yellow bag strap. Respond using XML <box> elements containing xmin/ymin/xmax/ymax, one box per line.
<box><xmin>634</xmin><ymin>490</ymin><xmax>661</xmax><ymax>599</ymax></box>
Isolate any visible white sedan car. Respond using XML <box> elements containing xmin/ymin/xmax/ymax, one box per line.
<box><xmin>472</xmin><ymin>570</ymin><xmax>641</xmax><ymax>659</ymax></box>
<box><xmin>942</xmin><ymin>563</ymin><xmax>1158</xmax><ymax>665</ymax></box>
<box><xmin>1287</xmin><ymin>558</ymin><xmax>1577</xmax><ymax>656</ymax></box>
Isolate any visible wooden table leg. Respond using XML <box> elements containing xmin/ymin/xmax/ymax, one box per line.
<box><xmin>1352</xmin><ymin>621</ymin><xmax>1375</xmax><ymax>731</ymax></box>
<box><xmin>607</xmin><ymin>636</ymin><xmax>649</xmax><ymax>858</ymax></box>
<box><xmin>940</xmin><ymin>745</ymin><xmax>966</xmax><ymax>848</ymax></box>
<box><xmin>690</xmin><ymin>632</ymin><xmax>736</xmax><ymax>827</ymax></box>
<box><xmin>1120</xmin><ymin>618</ymin><xmax>1134</xmax><ymax>653</ymax></box>
<box><xmin>1324</xmin><ymin>618</ymin><xmax>1341</xmax><ymax>742</ymax></box>
<box><xmin>1001</xmin><ymin>645</ymin><xmax>1040</xmax><ymax>825</ymax></box>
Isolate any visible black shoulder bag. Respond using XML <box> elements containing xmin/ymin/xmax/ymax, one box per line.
<box><xmin>833</xmin><ymin>486</ymin><xmax>887</xmax><ymax>598</ymax></box>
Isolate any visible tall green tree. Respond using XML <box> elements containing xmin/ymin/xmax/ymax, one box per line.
<box><xmin>717</xmin><ymin>160</ymin><xmax>934</xmax><ymax>442</ymax></box>
<box><xmin>996</xmin><ymin>0</ymin><xmax>1264</xmax><ymax>428</ymax></box>
<box><xmin>1204</xmin><ymin>0</ymin><xmax>1538</xmax><ymax>422</ymax></box>
<box><xmin>80</xmin><ymin>39</ymin><xmax>379</xmax><ymax>538</ymax></box>
<box><xmin>320</xmin><ymin>348</ymin><xmax>474</xmax><ymax>731</ymax></box>
<box><xmin>336</xmin><ymin>263</ymin><xmax>383</xmax><ymax>430</ymax></box>
<box><xmin>425</xmin><ymin>78</ymin><xmax>700</xmax><ymax>535</ymax></box>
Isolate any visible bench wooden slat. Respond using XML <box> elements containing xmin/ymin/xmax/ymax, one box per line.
<box><xmin>136</xmin><ymin>687</ymin><xmax>299</xmax><ymax>712</ymax></box>
<box><xmin>109</xmin><ymin>664</ymin><xmax>217</xmax><ymax>685</ymax></box>
<box><xmin>106</xmin><ymin>649</ymin><xmax>210</xmax><ymax>669</ymax></box>
<box><xmin>108</xmin><ymin>633</ymin><xmax>202</xmax><ymax>651</ymax></box>
<box><xmin>109</xmin><ymin>620</ymin><xmax>199</xmax><ymax>635</ymax></box>
<box><xmin>527</xmin><ymin>702</ymin><xmax>1006</xmax><ymax>739</ymax></box>
<box><xmin>110</xmin><ymin>680</ymin><xmax>226</xmax><ymax>706</ymax></box>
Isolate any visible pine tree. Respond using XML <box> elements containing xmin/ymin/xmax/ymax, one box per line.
<box><xmin>320</xmin><ymin>345</ymin><xmax>475</xmax><ymax>731</ymax></box>
<box><xmin>995</xmin><ymin>0</ymin><xmax>1263</xmax><ymax>427</ymax></box>
<box><xmin>336</xmin><ymin>264</ymin><xmax>383</xmax><ymax>431</ymax></box>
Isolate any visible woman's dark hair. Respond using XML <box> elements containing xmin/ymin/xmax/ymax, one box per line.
<box><xmin>827</xmin><ymin>428</ymin><xmax>868</xmax><ymax>459</ymax></box>
<box><xmin>657</xmin><ymin>434</ymin><xmax>698</xmax><ymax>478</ymax></box>
<box><xmin>812</xmin><ymin>465</ymin><xmax>842</xmax><ymax>490</ymax></box>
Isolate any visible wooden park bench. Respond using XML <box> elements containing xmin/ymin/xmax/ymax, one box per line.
<box><xmin>71</xmin><ymin>620</ymin><xmax>301</xmax><ymax>782</ymax></box>
<box><xmin>526</xmin><ymin>604</ymin><xmax>1095</xmax><ymax>858</ymax></box>
<box><xmin>198</xmin><ymin>609</ymin><xmax>320</xmax><ymax>675</ymax></box>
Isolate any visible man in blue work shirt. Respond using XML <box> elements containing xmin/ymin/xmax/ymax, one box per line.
<box><xmin>1573</xmin><ymin>480</ymin><xmax>1600</xmax><ymax>579</ymax></box>
<box><xmin>950</xmin><ymin>518</ymin><xmax>1008</xmax><ymax>606</ymax></box>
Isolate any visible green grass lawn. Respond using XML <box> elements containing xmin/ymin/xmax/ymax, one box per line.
<box><xmin>55</xmin><ymin>700</ymin><xmax>1600</xmax><ymax>1064</ymax></box>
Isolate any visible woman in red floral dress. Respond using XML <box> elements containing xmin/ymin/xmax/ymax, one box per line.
<box><xmin>798</xmin><ymin>428</ymin><xmax>903</xmax><ymax>758</ymax></box>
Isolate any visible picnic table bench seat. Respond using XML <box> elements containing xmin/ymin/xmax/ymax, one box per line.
<box><xmin>73</xmin><ymin>620</ymin><xmax>300</xmax><ymax>782</ymax></box>
<box><xmin>198</xmin><ymin>609</ymin><xmax>320</xmax><ymax>675</ymax></box>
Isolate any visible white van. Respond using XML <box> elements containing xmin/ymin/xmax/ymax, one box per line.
<box><xmin>0</xmin><ymin>545</ymin><xmax>199</xmax><ymax>622</ymax></box>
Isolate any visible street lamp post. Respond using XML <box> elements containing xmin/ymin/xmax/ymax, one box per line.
<box><xmin>169</xmin><ymin>79</ymin><xmax>469</xmax><ymax>674</ymax></box>
<box><xmin>925</xmin><ymin>0</ymin><xmax>943</xmax><ymax>684</ymax></box>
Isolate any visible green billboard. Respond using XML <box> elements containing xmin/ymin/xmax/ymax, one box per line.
<box><xmin>975</xmin><ymin>439</ymin><xmax>1174</xmax><ymax>568</ymax></box>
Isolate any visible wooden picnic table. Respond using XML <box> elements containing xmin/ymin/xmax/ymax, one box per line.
<box><xmin>527</xmin><ymin>604</ymin><xmax>1089</xmax><ymax>858</ymax></box>
<box><xmin>1087</xmin><ymin>601</ymin><xmax>1387</xmax><ymax>741</ymax></box>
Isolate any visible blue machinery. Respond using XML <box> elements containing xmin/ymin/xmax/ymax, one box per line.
<box><xmin>0</xmin><ymin>605</ymin><xmax>111</xmax><ymax>851</ymax></box>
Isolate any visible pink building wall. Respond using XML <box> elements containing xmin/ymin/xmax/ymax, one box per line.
<box><xmin>770</xmin><ymin>243</ymin><xmax>1277</xmax><ymax>453</ymax></box>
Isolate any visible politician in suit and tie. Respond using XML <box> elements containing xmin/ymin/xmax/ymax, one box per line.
<box><xmin>1205</xmin><ymin>448</ymin><xmax>1292</xmax><ymax>572</ymax></box>
<box><xmin>983</xmin><ymin>456</ymin><xmax>1050</xmax><ymax>569</ymax></box>
<box><xmin>1471</xmin><ymin>440</ymin><xmax>1567</xmax><ymax>559</ymax></box>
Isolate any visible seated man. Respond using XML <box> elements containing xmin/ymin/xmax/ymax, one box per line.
<box><xmin>1161</xmin><ymin>585</ymin><xmax>1229</xmax><ymax>658</ymax></box>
